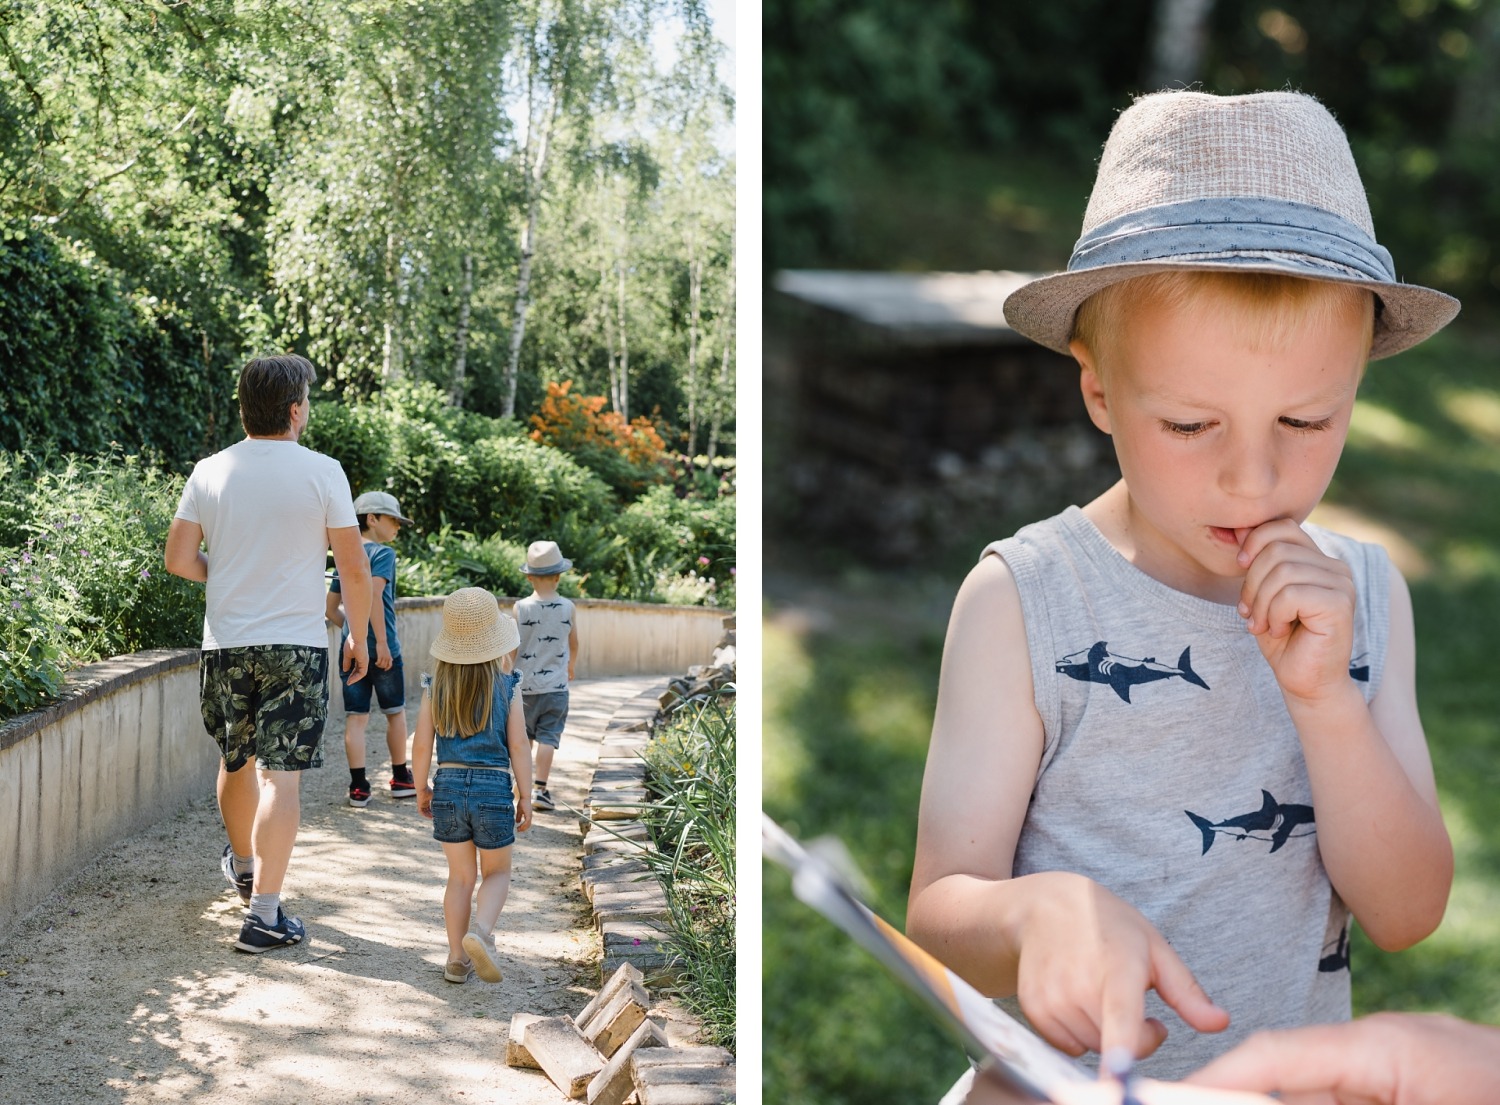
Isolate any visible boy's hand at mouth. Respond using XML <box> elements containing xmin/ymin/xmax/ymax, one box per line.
<box><xmin>1235</xmin><ymin>519</ymin><xmax>1357</xmax><ymax>707</ymax></box>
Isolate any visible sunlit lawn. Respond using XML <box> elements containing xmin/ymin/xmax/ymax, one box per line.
<box><xmin>763</xmin><ymin>316</ymin><xmax>1500</xmax><ymax>1102</ymax></box>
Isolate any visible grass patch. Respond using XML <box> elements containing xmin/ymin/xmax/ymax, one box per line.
<box><xmin>638</xmin><ymin>695</ymin><xmax>736</xmax><ymax>1048</ymax></box>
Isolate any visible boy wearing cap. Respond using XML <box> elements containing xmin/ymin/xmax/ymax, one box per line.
<box><xmin>327</xmin><ymin>491</ymin><xmax>416</xmax><ymax>806</ymax></box>
<box><xmin>514</xmin><ymin>540</ymin><xmax>579</xmax><ymax>812</ymax></box>
<box><xmin>907</xmin><ymin>91</ymin><xmax>1455</xmax><ymax>1085</ymax></box>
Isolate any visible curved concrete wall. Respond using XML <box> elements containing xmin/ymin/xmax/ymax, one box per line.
<box><xmin>0</xmin><ymin>599</ymin><xmax>730</xmax><ymax>938</ymax></box>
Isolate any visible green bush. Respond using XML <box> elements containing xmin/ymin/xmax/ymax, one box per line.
<box><xmin>0</xmin><ymin>230</ymin><xmax>235</xmax><ymax>469</ymax></box>
<box><xmin>0</xmin><ymin>452</ymin><xmax>203</xmax><ymax>720</ymax></box>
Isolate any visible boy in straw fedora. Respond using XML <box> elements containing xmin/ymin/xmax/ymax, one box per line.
<box><xmin>412</xmin><ymin>587</ymin><xmax>533</xmax><ymax>984</ymax></box>
<box><xmin>515</xmin><ymin>539</ymin><xmax>579</xmax><ymax>812</ymax></box>
<box><xmin>907</xmin><ymin>90</ymin><xmax>1456</xmax><ymax>1087</ymax></box>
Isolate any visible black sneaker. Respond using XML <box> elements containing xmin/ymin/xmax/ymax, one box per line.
<box><xmin>235</xmin><ymin>908</ymin><xmax>306</xmax><ymax>954</ymax></box>
<box><xmin>220</xmin><ymin>843</ymin><xmax>252</xmax><ymax>906</ymax></box>
<box><xmin>348</xmin><ymin>782</ymin><xmax>371</xmax><ymax>807</ymax></box>
<box><xmin>389</xmin><ymin>777</ymin><xmax>417</xmax><ymax>799</ymax></box>
<box><xmin>533</xmin><ymin>787</ymin><xmax>555</xmax><ymax>811</ymax></box>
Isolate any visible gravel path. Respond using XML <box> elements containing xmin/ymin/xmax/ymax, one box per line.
<box><xmin>0</xmin><ymin>674</ymin><xmax>670</xmax><ymax>1104</ymax></box>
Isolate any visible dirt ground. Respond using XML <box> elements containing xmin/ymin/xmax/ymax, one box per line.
<box><xmin>0</xmin><ymin>674</ymin><xmax>687</xmax><ymax>1104</ymax></box>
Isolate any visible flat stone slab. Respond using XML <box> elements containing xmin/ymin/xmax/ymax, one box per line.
<box><xmin>523</xmin><ymin>1016</ymin><xmax>606</xmax><ymax>1100</ymax></box>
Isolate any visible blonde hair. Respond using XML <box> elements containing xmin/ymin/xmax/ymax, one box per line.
<box><xmin>430</xmin><ymin>656</ymin><xmax>511</xmax><ymax>738</ymax></box>
<box><xmin>1072</xmin><ymin>271</ymin><xmax>1376</xmax><ymax>379</ymax></box>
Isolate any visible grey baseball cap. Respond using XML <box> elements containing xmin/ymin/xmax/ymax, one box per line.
<box><xmin>352</xmin><ymin>490</ymin><xmax>414</xmax><ymax>525</ymax></box>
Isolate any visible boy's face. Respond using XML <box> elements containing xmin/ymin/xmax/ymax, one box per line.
<box><xmin>368</xmin><ymin>514</ymin><xmax>401</xmax><ymax>543</ymax></box>
<box><xmin>1072</xmin><ymin>289</ymin><xmax>1368</xmax><ymax>603</ymax></box>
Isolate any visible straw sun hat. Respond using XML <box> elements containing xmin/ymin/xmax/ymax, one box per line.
<box><xmin>429</xmin><ymin>587</ymin><xmax>519</xmax><ymax>665</ymax></box>
<box><xmin>1003</xmin><ymin>90</ymin><xmax>1460</xmax><ymax>360</ymax></box>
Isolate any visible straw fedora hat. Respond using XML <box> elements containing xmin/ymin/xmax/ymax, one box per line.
<box><xmin>519</xmin><ymin>540</ymin><xmax>572</xmax><ymax>576</ymax></box>
<box><xmin>430</xmin><ymin>587</ymin><xmax>519</xmax><ymax>664</ymax></box>
<box><xmin>1003</xmin><ymin>90</ymin><xmax>1459</xmax><ymax>361</ymax></box>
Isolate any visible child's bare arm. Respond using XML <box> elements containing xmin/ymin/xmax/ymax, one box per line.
<box><xmin>506</xmin><ymin>692</ymin><xmax>533</xmax><ymax>831</ymax></box>
<box><xmin>1240</xmin><ymin>526</ymin><xmax>1451</xmax><ymax>948</ymax></box>
<box><xmin>369</xmin><ymin>573</ymin><xmax>392</xmax><ymax>669</ymax></box>
<box><xmin>567</xmin><ymin>623</ymin><xmax>579</xmax><ymax>681</ymax></box>
<box><xmin>908</xmin><ymin>555</ymin><xmax>1227</xmax><ymax>1062</ymax></box>
<box><xmin>324</xmin><ymin>590</ymin><xmax>344</xmax><ymax>629</ymax></box>
<box><xmin>412</xmin><ymin>692</ymin><xmax>436</xmax><ymax>819</ymax></box>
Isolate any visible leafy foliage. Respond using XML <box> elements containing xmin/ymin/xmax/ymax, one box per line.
<box><xmin>766</xmin><ymin>0</ymin><xmax>1500</xmax><ymax>308</ymax></box>
<box><xmin>529</xmin><ymin>379</ymin><xmax>671</xmax><ymax>496</ymax></box>
<box><xmin>0</xmin><ymin>452</ymin><xmax>203</xmax><ymax>718</ymax></box>
<box><xmin>1</xmin><ymin>0</ymin><xmax>734</xmax><ymax>463</ymax></box>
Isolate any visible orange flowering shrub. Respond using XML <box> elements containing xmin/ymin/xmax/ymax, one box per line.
<box><xmin>529</xmin><ymin>380</ymin><xmax>670</xmax><ymax>493</ymax></box>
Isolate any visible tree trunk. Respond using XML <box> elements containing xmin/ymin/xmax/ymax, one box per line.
<box><xmin>450</xmin><ymin>251</ymin><xmax>474</xmax><ymax>407</ymax></box>
<box><xmin>685</xmin><ymin>249</ymin><xmax>703</xmax><ymax>457</ymax></box>
<box><xmin>382</xmin><ymin>225</ymin><xmax>404</xmax><ymax>381</ymax></box>
<box><xmin>600</xmin><ymin>226</ymin><xmax>623</xmax><ymax>414</ymax></box>
<box><xmin>1145</xmin><ymin>0</ymin><xmax>1216</xmax><ymax>90</ymax></box>
<box><xmin>615</xmin><ymin>246</ymin><xmax>629</xmax><ymax>422</ymax></box>
<box><xmin>502</xmin><ymin>76</ymin><xmax>559</xmax><ymax>420</ymax></box>
<box><xmin>707</xmin><ymin>231</ymin><xmax>734</xmax><ymax>463</ymax></box>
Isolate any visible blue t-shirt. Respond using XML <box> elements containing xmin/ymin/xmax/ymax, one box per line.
<box><xmin>330</xmin><ymin>541</ymin><xmax>400</xmax><ymax>658</ymax></box>
<box><xmin>424</xmin><ymin>669</ymin><xmax>522</xmax><ymax>769</ymax></box>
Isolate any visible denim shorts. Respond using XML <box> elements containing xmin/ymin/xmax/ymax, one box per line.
<box><xmin>200</xmin><ymin>645</ymin><xmax>328</xmax><ymax>772</ymax></box>
<box><xmin>430</xmin><ymin>768</ymin><xmax>516</xmax><ymax>850</ymax></box>
<box><xmin>340</xmin><ymin>654</ymin><xmax>406</xmax><ymax>715</ymax></box>
<box><xmin>523</xmin><ymin>689</ymin><xmax>568</xmax><ymax>749</ymax></box>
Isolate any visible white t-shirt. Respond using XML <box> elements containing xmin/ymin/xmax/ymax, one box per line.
<box><xmin>175</xmin><ymin>438</ymin><xmax>358</xmax><ymax>649</ymax></box>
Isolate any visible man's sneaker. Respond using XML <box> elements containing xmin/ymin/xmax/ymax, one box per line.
<box><xmin>461</xmin><ymin>929</ymin><xmax>502</xmax><ymax>983</ymax></box>
<box><xmin>220</xmin><ymin>843</ymin><xmax>252</xmax><ymax>906</ymax></box>
<box><xmin>348</xmin><ymin>782</ymin><xmax>371</xmax><ymax>807</ymax></box>
<box><xmin>235</xmin><ymin>908</ymin><xmax>306</xmax><ymax>954</ymax></box>
<box><xmin>389</xmin><ymin>777</ymin><xmax>417</xmax><ymax>799</ymax></box>
<box><xmin>533</xmin><ymin>787</ymin><xmax>555</xmax><ymax>811</ymax></box>
<box><xmin>444</xmin><ymin>958</ymin><xmax>474</xmax><ymax>984</ymax></box>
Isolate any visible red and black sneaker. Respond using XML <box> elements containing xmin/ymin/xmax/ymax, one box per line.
<box><xmin>389</xmin><ymin>777</ymin><xmax>417</xmax><ymax>799</ymax></box>
<box><xmin>348</xmin><ymin>782</ymin><xmax>371</xmax><ymax>808</ymax></box>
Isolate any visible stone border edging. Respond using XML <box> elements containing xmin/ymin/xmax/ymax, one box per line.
<box><xmin>579</xmin><ymin>682</ymin><xmax>679</xmax><ymax>986</ymax></box>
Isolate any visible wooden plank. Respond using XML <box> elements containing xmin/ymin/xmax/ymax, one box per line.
<box><xmin>505</xmin><ymin>1012</ymin><xmax>545</xmax><ymax>1069</ymax></box>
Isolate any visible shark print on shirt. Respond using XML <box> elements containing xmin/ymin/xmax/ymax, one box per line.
<box><xmin>1185</xmin><ymin>789</ymin><xmax>1316</xmax><ymax>855</ymax></box>
<box><xmin>1055</xmin><ymin>640</ymin><xmax>1210</xmax><ymax>703</ymax></box>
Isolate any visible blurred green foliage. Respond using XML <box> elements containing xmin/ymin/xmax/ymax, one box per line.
<box><xmin>766</xmin><ymin>0</ymin><xmax>1500</xmax><ymax>308</ymax></box>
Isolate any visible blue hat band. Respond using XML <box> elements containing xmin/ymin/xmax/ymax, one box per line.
<box><xmin>1069</xmin><ymin>197</ymin><xmax>1396</xmax><ymax>285</ymax></box>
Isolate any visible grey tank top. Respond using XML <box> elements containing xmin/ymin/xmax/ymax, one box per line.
<box><xmin>987</xmin><ymin>506</ymin><xmax>1389</xmax><ymax>1079</ymax></box>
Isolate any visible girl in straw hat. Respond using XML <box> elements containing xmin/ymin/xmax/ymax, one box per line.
<box><xmin>413</xmin><ymin>587</ymin><xmax>534</xmax><ymax>984</ymax></box>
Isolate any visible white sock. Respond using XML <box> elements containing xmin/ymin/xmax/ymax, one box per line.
<box><xmin>232</xmin><ymin>852</ymin><xmax>253</xmax><ymax>877</ymax></box>
<box><xmin>249</xmin><ymin>892</ymin><xmax>281</xmax><ymax>924</ymax></box>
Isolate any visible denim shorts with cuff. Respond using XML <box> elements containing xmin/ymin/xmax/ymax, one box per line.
<box><xmin>430</xmin><ymin>768</ymin><xmax>516</xmax><ymax>850</ymax></box>
<box><xmin>340</xmin><ymin>654</ymin><xmax>405</xmax><ymax>715</ymax></box>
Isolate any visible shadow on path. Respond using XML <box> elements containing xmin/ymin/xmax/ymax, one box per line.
<box><xmin>0</xmin><ymin>674</ymin><xmax>668</xmax><ymax>1105</ymax></box>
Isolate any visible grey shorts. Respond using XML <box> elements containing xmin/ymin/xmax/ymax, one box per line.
<box><xmin>200</xmin><ymin>645</ymin><xmax>328</xmax><ymax>772</ymax></box>
<box><xmin>523</xmin><ymin>689</ymin><xmax>569</xmax><ymax>749</ymax></box>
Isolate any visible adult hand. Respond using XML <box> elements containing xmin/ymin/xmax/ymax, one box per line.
<box><xmin>1186</xmin><ymin>1012</ymin><xmax>1500</xmax><ymax>1105</ymax></box>
<box><xmin>1013</xmin><ymin>872</ymin><xmax>1230</xmax><ymax>1062</ymax></box>
<box><xmin>342</xmin><ymin>634</ymin><xmax>369</xmax><ymax>684</ymax></box>
<box><xmin>1237</xmin><ymin>519</ymin><xmax>1356</xmax><ymax>706</ymax></box>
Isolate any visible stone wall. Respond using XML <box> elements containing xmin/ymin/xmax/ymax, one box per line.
<box><xmin>0</xmin><ymin>599</ymin><xmax>732</xmax><ymax>938</ymax></box>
